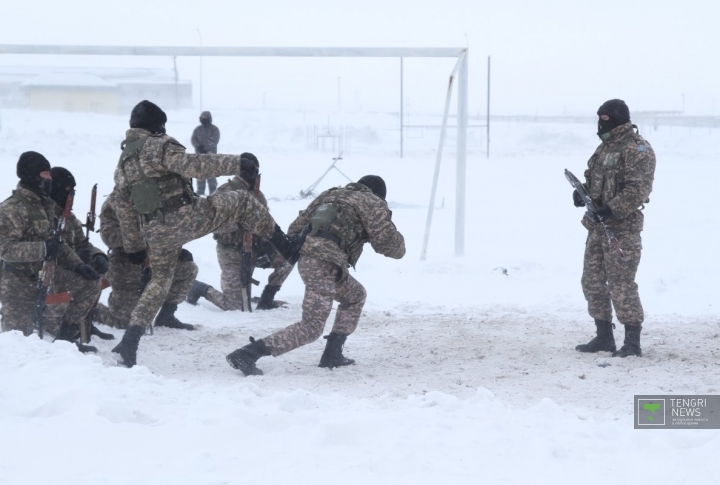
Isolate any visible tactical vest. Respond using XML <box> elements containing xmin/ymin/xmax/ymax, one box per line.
<box><xmin>588</xmin><ymin>125</ymin><xmax>650</xmax><ymax>208</ymax></box>
<box><xmin>308</xmin><ymin>186</ymin><xmax>368</xmax><ymax>267</ymax></box>
<box><xmin>118</xmin><ymin>134</ymin><xmax>193</xmax><ymax>216</ymax></box>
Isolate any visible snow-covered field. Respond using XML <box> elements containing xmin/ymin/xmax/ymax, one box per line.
<box><xmin>1</xmin><ymin>108</ymin><xmax>718</xmax><ymax>484</ymax></box>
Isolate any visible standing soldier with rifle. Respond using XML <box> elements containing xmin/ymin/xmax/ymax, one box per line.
<box><xmin>571</xmin><ymin>99</ymin><xmax>656</xmax><ymax>358</ymax></box>
<box><xmin>110</xmin><ymin>100</ymin><xmax>305</xmax><ymax>368</ymax></box>
<box><xmin>0</xmin><ymin>152</ymin><xmax>101</xmax><ymax>352</ymax></box>
<box><xmin>94</xmin><ymin>189</ymin><xmax>197</xmax><ymax>331</ymax></box>
<box><xmin>186</xmin><ymin>154</ymin><xmax>295</xmax><ymax>311</ymax></box>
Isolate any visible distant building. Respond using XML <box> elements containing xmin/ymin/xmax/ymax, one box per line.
<box><xmin>0</xmin><ymin>66</ymin><xmax>192</xmax><ymax>113</ymax></box>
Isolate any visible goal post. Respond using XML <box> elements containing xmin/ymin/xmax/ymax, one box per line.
<box><xmin>0</xmin><ymin>44</ymin><xmax>469</xmax><ymax>257</ymax></box>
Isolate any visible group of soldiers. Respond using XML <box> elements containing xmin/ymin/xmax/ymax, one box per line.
<box><xmin>0</xmin><ymin>100</ymin><xmax>406</xmax><ymax>375</ymax></box>
<box><xmin>0</xmin><ymin>97</ymin><xmax>654</xmax><ymax>375</ymax></box>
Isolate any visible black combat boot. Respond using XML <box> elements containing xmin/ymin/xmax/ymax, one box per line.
<box><xmin>87</xmin><ymin>313</ymin><xmax>115</xmax><ymax>340</ymax></box>
<box><xmin>255</xmin><ymin>285</ymin><xmax>282</xmax><ymax>310</ymax></box>
<box><xmin>154</xmin><ymin>302</ymin><xmax>195</xmax><ymax>330</ymax></box>
<box><xmin>575</xmin><ymin>319</ymin><xmax>616</xmax><ymax>353</ymax></box>
<box><xmin>186</xmin><ymin>280</ymin><xmax>211</xmax><ymax>306</ymax></box>
<box><xmin>268</xmin><ymin>224</ymin><xmax>310</xmax><ymax>265</ymax></box>
<box><xmin>112</xmin><ymin>325</ymin><xmax>145</xmax><ymax>367</ymax></box>
<box><xmin>612</xmin><ymin>325</ymin><xmax>642</xmax><ymax>357</ymax></box>
<box><xmin>226</xmin><ymin>337</ymin><xmax>271</xmax><ymax>376</ymax></box>
<box><xmin>318</xmin><ymin>333</ymin><xmax>356</xmax><ymax>369</ymax></box>
<box><xmin>91</xmin><ymin>324</ymin><xmax>115</xmax><ymax>340</ymax></box>
<box><xmin>54</xmin><ymin>319</ymin><xmax>98</xmax><ymax>353</ymax></box>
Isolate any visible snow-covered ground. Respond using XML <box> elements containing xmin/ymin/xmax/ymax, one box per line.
<box><xmin>0</xmin><ymin>108</ymin><xmax>718</xmax><ymax>484</ymax></box>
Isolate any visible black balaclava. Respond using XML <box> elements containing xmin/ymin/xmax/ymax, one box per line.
<box><xmin>17</xmin><ymin>151</ymin><xmax>52</xmax><ymax>196</ymax></box>
<box><xmin>49</xmin><ymin>167</ymin><xmax>76</xmax><ymax>208</ymax></box>
<box><xmin>240</xmin><ymin>152</ymin><xmax>259</xmax><ymax>186</ymax></box>
<box><xmin>129</xmin><ymin>100</ymin><xmax>168</xmax><ymax>134</ymax></box>
<box><xmin>357</xmin><ymin>175</ymin><xmax>387</xmax><ymax>200</ymax></box>
<box><xmin>199</xmin><ymin>111</ymin><xmax>212</xmax><ymax>125</ymax></box>
<box><xmin>597</xmin><ymin>99</ymin><xmax>631</xmax><ymax>137</ymax></box>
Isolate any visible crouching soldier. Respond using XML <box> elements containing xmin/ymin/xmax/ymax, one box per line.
<box><xmin>186</xmin><ymin>154</ymin><xmax>294</xmax><ymax>311</ymax></box>
<box><xmin>226</xmin><ymin>175</ymin><xmax>405</xmax><ymax>376</ymax></box>
<box><xmin>0</xmin><ymin>153</ymin><xmax>101</xmax><ymax>352</ymax></box>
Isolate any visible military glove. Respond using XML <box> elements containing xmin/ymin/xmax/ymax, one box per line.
<box><xmin>593</xmin><ymin>205</ymin><xmax>613</xmax><ymax>220</ymax></box>
<box><xmin>76</xmin><ymin>246</ymin><xmax>93</xmax><ymax>264</ymax></box>
<box><xmin>573</xmin><ymin>190</ymin><xmax>585</xmax><ymax>208</ymax></box>
<box><xmin>178</xmin><ymin>248</ymin><xmax>194</xmax><ymax>262</ymax></box>
<box><xmin>128</xmin><ymin>250</ymin><xmax>147</xmax><ymax>265</ymax></box>
<box><xmin>91</xmin><ymin>253</ymin><xmax>109</xmax><ymax>274</ymax></box>
<box><xmin>73</xmin><ymin>264</ymin><xmax>100</xmax><ymax>281</ymax></box>
<box><xmin>44</xmin><ymin>238</ymin><xmax>63</xmax><ymax>261</ymax></box>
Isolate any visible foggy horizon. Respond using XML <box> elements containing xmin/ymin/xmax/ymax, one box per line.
<box><xmin>2</xmin><ymin>0</ymin><xmax>719</xmax><ymax>117</ymax></box>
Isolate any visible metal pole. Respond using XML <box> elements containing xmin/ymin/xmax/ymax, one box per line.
<box><xmin>420</xmin><ymin>54</ymin><xmax>464</xmax><ymax>261</ymax></box>
<box><xmin>455</xmin><ymin>51</ymin><xmax>468</xmax><ymax>257</ymax></box>
<box><xmin>196</xmin><ymin>29</ymin><xmax>203</xmax><ymax>110</ymax></box>
<box><xmin>400</xmin><ymin>57</ymin><xmax>404</xmax><ymax>158</ymax></box>
<box><xmin>338</xmin><ymin>76</ymin><xmax>341</xmax><ymax>111</ymax></box>
<box><xmin>487</xmin><ymin>55</ymin><xmax>491</xmax><ymax>160</ymax></box>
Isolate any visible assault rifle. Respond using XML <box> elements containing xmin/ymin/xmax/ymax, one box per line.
<box><xmin>564</xmin><ymin>169</ymin><xmax>625</xmax><ymax>259</ymax></box>
<box><xmin>34</xmin><ymin>190</ymin><xmax>74</xmax><ymax>339</ymax></box>
<box><xmin>240</xmin><ymin>175</ymin><xmax>261</xmax><ymax>312</ymax></box>
<box><xmin>83</xmin><ymin>183</ymin><xmax>97</xmax><ymax>241</ymax></box>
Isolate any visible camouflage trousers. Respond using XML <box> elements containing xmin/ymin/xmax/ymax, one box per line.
<box><xmin>206</xmin><ymin>243</ymin><xmax>294</xmax><ymax>311</ymax></box>
<box><xmin>582</xmin><ymin>227</ymin><xmax>644</xmax><ymax>325</ymax></box>
<box><xmin>263</xmin><ymin>256</ymin><xmax>367</xmax><ymax>357</ymax></box>
<box><xmin>0</xmin><ymin>266</ymin><xmax>101</xmax><ymax>336</ymax></box>
<box><xmin>130</xmin><ymin>190</ymin><xmax>276</xmax><ymax>328</ymax></box>
<box><xmin>94</xmin><ymin>250</ymin><xmax>197</xmax><ymax>328</ymax></box>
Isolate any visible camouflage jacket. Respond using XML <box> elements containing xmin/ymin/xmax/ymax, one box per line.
<box><xmin>582</xmin><ymin>123</ymin><xmax>656</xmax><ymax>232</ymax></box>
<box><xmin>289</xmin><ymin>183</ymin><xmax>405</xmax><ymax>274</ymax></box>
<box><xmin>191</xmin><ymin>123</ymin><xmax>220</xmax><ymax>154</ymax></box>
<box><xmin>112</xmin><ymin>127</ymin><xmax>248</xmax><ymax>253</ymax></box>
<box><xmin>213</xmin><ymin>176</ymin><xmax>269</xmax><ymax>248</ymax></box>
<box><xmin>0</xmin><ymin>183</ymin><xmax>84</xmax><ymax>278</ymax></box>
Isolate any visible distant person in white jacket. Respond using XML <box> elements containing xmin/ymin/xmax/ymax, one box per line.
<box><xmin>191</xmin><ymin>111</ymin><xmax>220</xmax><ymax>195</ymax></box>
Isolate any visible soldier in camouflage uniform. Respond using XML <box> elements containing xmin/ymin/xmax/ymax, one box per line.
<box><xmin>573</xmin><ymin>99</ymin><xmax>656</xmax><ymax>358</ymax></box>
<box><xmin>186</xmin><ymin>154</ymin><xmax>294</xmax><ymax>311</ymax></box>
<box><xmin>110</xmin><ymin>100</ymin><xmax>304</xmax><ymax>367</ymax></box>
<box><xmin>44</xmin><ymin>167</ymin><xmax>114</xmax><ymax>344</ymax></box>
<box><xmin>94</xmin><ymin>190</ymin><xmax>198</xmax><ymax>331</ymax></box>
<box><xmin>0</xmin><ymin>153</ymin><xmax>101</xmax><ymax>352</ymax></box>
<box><xmin>227</xmin><ymin>175</ymin><xmax>406</xmax><ymax>376</ymax></box>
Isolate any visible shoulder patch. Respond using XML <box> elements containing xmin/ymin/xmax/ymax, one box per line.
<box><xmin>637</xmin><ymin>146</ymin><xmax>647</xmax><ymax>152</ymax></box>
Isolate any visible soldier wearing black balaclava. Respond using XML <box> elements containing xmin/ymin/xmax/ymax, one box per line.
<box><xmin>571</xmin><ymin>99</ymin><xmax>656</xmax><ymax>358</ymax></box>
<box><xmin>0</xmin><ymin>153</ymin><xmax>102</xmax><ymax>351</ymax></box>
<box><xmin>191</xmin><ymin>111</ymin><xmax>221</xmax><ymax>195</ymax></box>
<box><xmin>187</xmin><ymin>153</ymin><xmax>296</xmax><ymax>311</ymax></box>
<box><xmin>45</xmin><ymin>167</ymin><xmax>114</xmax><ymax>342</ymax></box>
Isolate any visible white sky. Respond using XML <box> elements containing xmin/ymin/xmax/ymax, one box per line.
<box><xmin>2</xmin><ymin>0</ymin><xmax>719</xmax><ymax>116</ymax></box>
